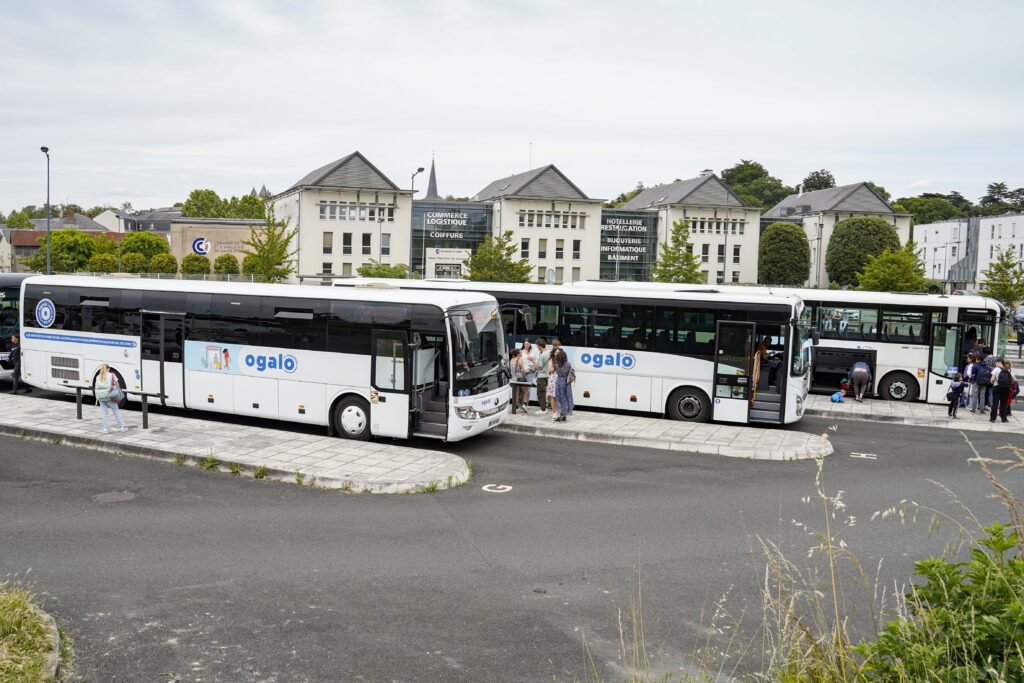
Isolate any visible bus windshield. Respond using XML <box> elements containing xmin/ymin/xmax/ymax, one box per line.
<box><xmin>452</xmin><ymin>302</ymin><xmax>507</xmax><ymax>396</ymax></box>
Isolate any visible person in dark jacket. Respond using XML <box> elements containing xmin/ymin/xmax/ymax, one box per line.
<box><xmin>848</xmin><ymin>361</ymin><xmax>871</xmax><ymax>402</ymax></box>
<box><xmin>989</xmin><ymin>358</ymin><xmax>1014</xmax><ymax>423</ymax></box>
<box><xmin>947</xmin><ymin>372</ymin><xmax>966</xmax><ymax>419</ymax></box>
<box><xmin>7</xmin><ymin>334</ymin><xmax>30</xmax><ymax>394</ymax></box>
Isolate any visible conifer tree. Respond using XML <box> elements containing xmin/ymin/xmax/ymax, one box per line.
<box><xmin>651</xmin><ymin>219</ymin><xmax>704</xmax><ymax>284</ymax></box>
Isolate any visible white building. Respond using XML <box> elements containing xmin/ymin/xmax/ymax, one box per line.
<box><xmin>621</xmin><ymin>175</ymin><xmax>760</xmax><ymax>284</ymax></box>
<box><xmin>762</xmin><ymin>183</ymin><xmax>912</xmax><ymax>287</ymax></box>
<box><xmin>271</xmin><ymin>152</ymin><xmax>414</xmax><ymax>281</ymax></box>
<box><xmin>919</xmin><ymin>212</ymin><xmax>1024</xmax><ymax>291</ymax></box>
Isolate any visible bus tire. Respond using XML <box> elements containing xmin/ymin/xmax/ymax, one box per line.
<box><xmin>879</xmin><ymin>372</ymin><xmax>918</xmax><ymax>402</ymax></box>
<box><xmin>92</xmin><ymin>367</ymin><xmax>128</xmax><ymax>410</ymax></box>
<box><xmin>332</xmin><ymin>396</ymin><xmax>371</xmax><ymax>440</ymax></box>
<box><xmin>667</xmin><ymin>387</ymin><xmax>711</xmax><ymax>422</ymax></box>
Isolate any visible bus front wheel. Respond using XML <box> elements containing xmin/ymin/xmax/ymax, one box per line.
<box><xmin>879</xmin><ymin>372</ymin><xmax>918</xmax><ymax>402</ymax></box>
<box><xmin>667</xmin><ymin>387</ymin><xmax>711</xmax><ymax>422</ymax></box>
<box><xmin>333</xmin><ymin>396</ymin><xmax>371</xmax><ymax>440</ymax></box>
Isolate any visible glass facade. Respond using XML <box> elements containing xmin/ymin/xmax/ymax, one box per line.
<box><xmin>411</xmin><ymin>201</ymin><xmax>493</xmax><ymax>278</ymax></box>
<box><xmin>599</xmin><ymin>209</ymin><xmax>659</xmax><ymax>281</ymax></box>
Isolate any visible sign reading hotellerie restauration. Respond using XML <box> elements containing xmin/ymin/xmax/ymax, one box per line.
<box><xmin>411</xmin><ymin>201</ymin><xmax>492</xmax><ymax>278</ymax></box>
<box><xmin>599</xmin><ymin>209</ymin><xmax>658</xmax><ymax>281</ymax></box>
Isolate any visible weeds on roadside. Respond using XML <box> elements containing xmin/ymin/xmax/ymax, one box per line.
<box><xmin>294</xmin><ymin>470</ymin><xmax>305</xmax><ymax>485</ymax></box>
<box><xmin>173</xmin><ymin>454</ymin><xmax>185</xmax><ymax>466</ymax></box>
<box><xmin>197</xmin><ymin>456</ymin><xmax>220</xmax><ymax>471</ymax></box>
<box><xmin>229</xmin><ymin>463</ymin><xmax>241</xmax><ymax>475</ymax></box>
<box><xmin>253</xmin><ymin>465</ymin><xmax>268</xmax><ymax>479</ymax></box>
<box><xmin>0</xmin><ymin>575</ymin><xmax>61</xmax><ymax>681</ymax></box>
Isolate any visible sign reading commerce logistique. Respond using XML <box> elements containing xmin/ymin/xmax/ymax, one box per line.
<box><xmin>599</xmin><ymin>209</ymin><xmax>659</xmax><ymax>281</ymax></box>
<box><xmin>35</xmin><ymin>299</ymin><xmax>56</xmax><ymax>328</ymax></box>
<box><xmin>576</xmin><ymin>350</ymin><xmax>637</xmax><ymax>370</ymax></box>
<box><xmin>411</xmin><ymin>200</ymin><xmax>493</xmax><ymax>277</ymax></box>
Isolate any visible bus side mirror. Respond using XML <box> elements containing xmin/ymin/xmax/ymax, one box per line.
<box><xmin>811</xmin><ymin>328</ymin><xmax>820</xmax><ymax>345</ymax></box>
<box><xmin>464</xmin><ymin>318</ymin><xmax>479</xmax><ymax>341</ymax></box>
<box><xmin>522</xmin><ymin>310</ymin><xmax>534</xmax><ymax>330</ymax></box>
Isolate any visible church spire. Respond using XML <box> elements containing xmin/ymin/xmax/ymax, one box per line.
<box><xmin>423</xmin><ymin>157</ymin><xmax>441</xmax><ymax>200</ymax></box>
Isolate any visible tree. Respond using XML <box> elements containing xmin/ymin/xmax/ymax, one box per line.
<box><xmin>894</xmin><ymin>196</ymin><xmax>964</xmax><ymax>226</ymax></box>
<box><xmin>87</xmin><ymin>253</ymin><xmax>118</xmax><ymax>273</ymax></box>
<box><xmin>181</xmin><ymin>189</ymin><xmax>225</xmax><ymax>218</ymax></box>
<box><xmin>720</xmin><ymin>160</ymin><xmax>794</xmax><ymax>209</ymax></box>
<box><xmin>241</xmin><ymin>253</ymin><xmax>259</xmax><ymax>275</ymax></box>
<box><xmin>231</xmin><ymin>194</ymin><xmax>265</xmax><ymax>219</ymax></box>
<box><xmin>864</xmin><ymin>181</ymin><xmax>891</xmax><ymax>202</ymax></box>
<box><xmin>120</xmin><ymin>252</ymin><xmax>148</xmax><ymax>273</ymax></box>
<box><xmin>462</xmin><ymin>230</ymin><xmax>532</xmax><ymax>282</ymax></box>
<box><xmin>802</xmin><ymin>169</ymin><xmax>836</xmax><ymax>192</ymax></box>
<box><xmin>91</xmin><ymin>233</ymin><xmax>118</xmax><ymax>256</ymax></box>
<box><xmin>825</xmin><ymin>216</ymin><xmax>901</xmax><ymax>287</ymax></box>
<box><xmin>651</xmin><ymin>219</ymin><xmax>704</xmax><ymax>284</ymax></box>
<box><xmin>605</xmin><ymin>182</ymin><xmax>645</xmax><ymax>208</ymax></box>
<box><xmin>978</xmin><ymin>246</ymin><xmax>1024</xmax><ymax>309</ymax></box>
<box><xmin>85</xmin><ymin>205</ymin><xmax>111</xmax><ymax>218</ymax></box>
<box><xmin>181</xmin><ymin>253</ymin><xmax>211</xmax><ymax>275</ymax></box>
<box><xmin>21</xmin><ymin>229</ymin><xmax>96</xmax><ymax>272</ymax></box>
<box><xmin>758</xmin><ymin>222</ymin><xmax>810</xmax><ymax>285</ymax></box>
<box><xmin>148</xmin><ymin>253</ymin><xmax>178</xmax><ymax>274</ymax></box>
<box><xmin>120</xmin><ymin>232</ymin><xmax>170</xmax><ymax>260</ymax></box>
<box><xmin>981</xmin><ymin>181</ymin><xmax>1010</xmax><ymax>206</ymax></box>
<box><xmin>241</xmin><ymin>202</ymin><xmax>297</xmax><ymax>283</ymax></box>
<box><xmin>857</xmin><ymin>241</ymin><xmax>927</xmax><ymax>292</ymax></box>
<box><xmin>213</xmin><ymin>253</ymin><xmax>240</xmax><ymax>275</ymax></box>
<box><xmin>357</xmin><ymin>260</ymin><xmax>416</xmax><ymax>278</ymax></box>
<box><xmin>5</xmin><ymin>211</ymin><xmax>32</xmax><ymax>230</ymax></box>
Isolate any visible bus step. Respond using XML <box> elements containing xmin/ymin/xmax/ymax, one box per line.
<box><xmin>420</xmin><ymin>410</ymin><xmax>447</xmax><ymax>422</ymax></box>
<box><xmin>749</xmin><ymin>409</ymin><xmax>781</xmax><ymax>423</ymax></box>
<box><xmin>752</xmin><ymin>399</ymin><xmax>780</xmax><ymax>412</ymax></box>
<box><xmin>414</xmin><ymin>421</ymin><xmax>448</xmax><ymax>436</ymax></box>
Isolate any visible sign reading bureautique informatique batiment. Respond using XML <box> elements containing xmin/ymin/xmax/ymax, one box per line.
<box><xmin>411</xmin><ymin>201</ymin><xmax>493</xmax><ymax>278</ymax></box>
<box><xmin>598</xmin><ymin>209</ymin><xmax>659</xmax><ymax>281</ymax></box>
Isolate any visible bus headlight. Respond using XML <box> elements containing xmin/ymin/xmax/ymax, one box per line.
<box><xmin>795</xmin><ymin>395</ymin><xmax>804</xmax><ymax>417</ymax></box>
<box><xmin>456</xmin><ymin>407</ymin><xmax>480</xmax><ymax>420</ymax></box>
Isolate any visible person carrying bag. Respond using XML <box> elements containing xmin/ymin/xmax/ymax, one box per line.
<box><xmin>95</xmin><ymin>363</ymin><xmax>128</xmax><ymax>433</ymax></box>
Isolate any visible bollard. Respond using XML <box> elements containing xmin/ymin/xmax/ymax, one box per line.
<box><xmin>141</xmin><ymin>395</ymin><xmax>149</xmax><ymax>429</ymax></box>
<box><xmin>75</xmin><ymin>387</ymin><xmax>82</xmax><ymax>420</ymax></box>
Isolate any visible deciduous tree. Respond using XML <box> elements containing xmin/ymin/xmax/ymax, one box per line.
<box><xmin>181</xmin><ymin>253</ymin><xmax>211</xmax><ymax>275</ymax></box>
<box><xmin>864</xmin><ymin>181</ymin><xmax>891</xmax><ymax>202</ymax></box>
<box><xmin>896</xmin><ymin>196</ymin><xmax>964</xmax><ymax>226</ymax></box>
<box><xmin>182</xmin><ymin>189</ymin><xmax>225</xmax><ymax>218</ymax></box>
<box><xmin>758</xmin><ymin>222</ymin><xmax>810</xmax><ymax>285</ymax></box>
<box><xmin>651</xmin><ymin>219</ymin><xmax>704</xmax><ymax>284</ymax></box>
<box><xmin>120</xmin><ymin>232</ymin><xmax>170</xmax><ymax>260</ymax></box>
<box><xmin>87</xmin><ymin>253</ymin><xmax>117</xmax><ymax>273</ymax></box>
<box><xmin>720</xmin><ymin>160</ymin><xmax>794</xmax><ymax>208</ymax></box>
<box><xmin>462</xmin><ymin>230</ymin><xmax>532</xmax><ymax>282</ymax></box>
<box><xmin>241</xmin><ymin>253</ymin><xmax>259</xmax><ymax>276</ymax></box>
<box><xmin>857</xmin><ymin>241</ymin><xmax>927</xmax><ymax>292</ymax></box>
<box><xmin>21</xmin><ymin>229</ymin><xmax>96</xmax><ymax>272</ymax></box>
<box><xmin>232</xmin><ymin>194</ymin><xmax>265</xmax><ymax>219</ymax></box>
<box><xmin>241</xmin><ymin>203</ymin><xmax>297</xmax><ymax>283</ymax></box>
<box><xmin>979</xmin><ymin>246</ymin><xmax>1024</xmax><ymax>308</ymax></box>
<box><xmin>357</xmin><ymin>260</ymin><xmax>417</xmax><ymax>278</ymax></box>
<box><xmin>6</xmin><ymin>211</ymin><xmax>32</xmax><ymax>230</ymax></box>
<box><xmin>825</xmin><ymin>217</ymin><xmax>901</xmax><ymax>287</ymax></box>
<box><xmin>213</xmin><ymin>253</ymin><xmax>240</xmax><ymax>275</ymax></box>
<box><xmin>801</xmin><ymin>169</ymin><xmax>836</xmax><ymax>192</ymax></box>
<box><xmin>120</xmin><ymin>252</ymin><xmax>148</xmax><ymax>273</ymax></box>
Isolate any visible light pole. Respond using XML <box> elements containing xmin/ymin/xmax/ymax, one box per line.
<box><xmin>377</xmin><ymin>212</ymin><xmax>385</xmax><ymax>264</ymax></box>
<box><xmin>40</xmin><ymin>146</ymin><xmax>50</xmax><ymax>274</ymax></box>
<box><xmin>722</xmin><ymin>178</ymin><xmax>729</xmax><ymax>285</ymax></box>
<box><xmin>411</xmin><ymin>166</ymin><xmax>424</xmax><ymax>278</ymax></box>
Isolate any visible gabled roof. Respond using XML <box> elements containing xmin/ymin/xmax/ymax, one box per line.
<box><xmin>284</xmin><ymin>151</ymin><xmax>400</xmax><ymax>193</ymax></box>
<box><xmin>5</xmin><ymin>229</ymin><xmax>124</xmax><ymax>247</ymax></box>
<box><xmin>763</xmin><ymin>182</ymin><xmax>895</xmax><ymax>219</ymax></box>
<box><xmin>27</xmin><ymin>212</ymin><xmax>108</xmax><ymax>231</ymax></box>
<box><xmin>471</xmin><ymin>164</ymin><xmax>589</xmax><ymax>202</ymax></box>
<box><xmin>620</xmin><ymin>175</ymin><xmax>745</xmax><ymax>210</ymax></box>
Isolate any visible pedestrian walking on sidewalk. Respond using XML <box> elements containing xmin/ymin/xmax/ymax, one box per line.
<box><xmin>94</xmin><ymin>363</ymin><xmax>128</xmax><ymax>433</ymax></box>
<box><xmin>848</xmin><ymin>361</ymin><xmax>871</xmax><ymax>402</ymax></box>
<box><xmin>989</xmin><ymin>358</ymin><xmax>1014</xmax><ymax>423</ymax></box>
<box><xmin>552</xmin><ymin>349</ymin><xmax>574</xmax><ymax>422</ymax></box>
<box><xmin>947</xmin><ymin>372</ymin><xmax>965</xmax><ymax>419</ymax></box>
<box><xmin>533</xmin><ymin>338</ymin><xmax>551</xmax><ymax>414</ymax></box>
<box><xmin>509</xmin><ymin>348</ymin><xmax>526</xmax><ymax>413</ymax></box>
<box><xmin>7</xmin><ymin>334</ymin><xmax>30</xmax><ymax>394</ymax></box>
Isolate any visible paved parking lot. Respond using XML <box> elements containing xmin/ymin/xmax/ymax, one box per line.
<box><xmin>805</xmin><ymin>393</ymin><xmax>1024</xmax><ymax>432</ymax></box>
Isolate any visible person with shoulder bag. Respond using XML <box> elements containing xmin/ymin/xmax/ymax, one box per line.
<box><xmin>551</xmin><ymin>349</ymin><xmax>574</xmax><ymax>422</ymax></box>
<box><xmin>94</xmin><ymin>363</ymin><xmax>128</xmax><ymax>433</ymax></box>
<box><xmin>989</xmin><ymin>358</ymin><xmax>1013</xmax><ymax>423</ymax></box>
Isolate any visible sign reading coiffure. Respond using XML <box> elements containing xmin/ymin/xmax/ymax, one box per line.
<box><xmin>599</xmin><ymin>209</ymin><xmax>658</xmax><ymax>280</ymax></box>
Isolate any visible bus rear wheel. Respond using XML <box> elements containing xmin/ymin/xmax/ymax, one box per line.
<box><xmin>333</xmin><ymin>396</ymin><xmax>371</xmax><ymax>440</ymax></box>
<box><xmin>667</xmin><ymin>387</ymin><xmax>711</xmax><ymax>422</ymax></box>
<box><xmin>880</xmin><ymin>372</ymin><xmax>918</xmax><ymax>402</ymax></box>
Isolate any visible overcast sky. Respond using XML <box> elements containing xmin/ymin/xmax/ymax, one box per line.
<box><xmin>2</xmin><ymin>0</ymin><xmax>1022</xmax><ymax>213</ymax></box>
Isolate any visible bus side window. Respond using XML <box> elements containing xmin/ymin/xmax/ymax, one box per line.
<box><xmin>327</xmin><ymin>301</ymin><xmax>373</xmax><ymax>355</ymax></box>
<box><xmin>620</xmin><ymin>306</ymin><xmax>653</xmax><ymax>351</ymax></box>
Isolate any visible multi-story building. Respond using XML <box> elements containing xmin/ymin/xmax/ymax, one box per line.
<box><xmin>621</xmin><ymin>175</ymin><xmax>760</xmax><ymax>284</ymax></box>
<box><xmin>762</xmin><ymin>183</ymin><xmax>912</xmax><ymax>287</ymax></box>
<box><xmin>919</xmin><ymin>212</ymin><xmax>1024</xmax><ymax>291</ymax></box>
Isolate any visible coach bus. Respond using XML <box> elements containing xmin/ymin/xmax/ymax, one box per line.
<box><xmin>336</xmin><ymin>279</ymin><xmax>812</xmax><ymax>425</ymax></box>
<box><xmin>568</xmin><ymin>281</ymin><xmax>1006</xmax><ymax>405</ymax></box>
<box><xmin>0</xmin><ymin>274</ymin><xmax>32</xmax><ymax>370</ymax></box>
<box><xmin>19</xmin><ymin>275</ymin><xmax>511</xmax><ymax>441</ymax></box>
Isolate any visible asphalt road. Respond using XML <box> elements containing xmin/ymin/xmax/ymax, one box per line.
<box><xmin>2</xmin><ymin>391</ymin><xmax>1023</xmax><ymax>681</ymax></box>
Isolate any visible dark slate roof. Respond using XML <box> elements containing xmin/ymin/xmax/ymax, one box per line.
<box><xmin>763</xmin><ymin>182</ymin><xmax>894</xmax><ymax>219</ymax></box>
<box><xmin>284</xmin><ymin>151</ymin><xmax>399</xmax><ymax>193</ymax></box>
<box><xmin>423</xmin><ymin>159</ymin><xmax>440</xmax><ymax>201</ymax></box>
<box><xmin>259</xmin><ymin>184</ymin><xmax>270</xmax><ymax>197</ymax></box>
<box><xmin>471</xmin><ymin>164</ymin><xmax>589</xmax><ymax>201</ymax></box>
<box><xmin>28</xmin><ymin>212</ymin><xmax>108</xmax><ymax>231</ymax></box>
<box><xmin>5</xmin><ymin>229</ymin><xmax>124</xmax><ymax>247</ymax></box>
<box><xmin>620</xmin><ymin>175</ymin><xmax>745</xmax><ymax>209</ymax></box>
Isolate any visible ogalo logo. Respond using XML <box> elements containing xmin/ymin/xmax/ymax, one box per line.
<box><xmin>577</xmin><ymin>351</ymin><xmax>637</xmax><ymax>370</ymax></box>
<box><xmin>192</xmin><ymin>237</ymin><xmax>210</xmax><ymax>255</ymax></box>
<box><xmin>245</xmin><ymin>352</ymin><xmax>298</xmax><ymax>374</ymax></box>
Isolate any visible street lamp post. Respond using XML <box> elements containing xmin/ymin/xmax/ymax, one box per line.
<box><xmin>40</xmin><ymin>147</ymin><xmax>50</xmax><ymax>274</ymax></box>
<box><xmin>722</xmin><ymin>178</ymin><xmax>729</xmax><ymax>285</ymax></box>
<box><xmin>411</xmin><ymin>166</ymin><xmax>424</xmax><ymax>278</ymax></box>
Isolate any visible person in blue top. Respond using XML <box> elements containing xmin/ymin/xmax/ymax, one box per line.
<box><xmin>848</xmin><ymin>361</ymin><xmax>871</xmax><ymax>402</ymax></box>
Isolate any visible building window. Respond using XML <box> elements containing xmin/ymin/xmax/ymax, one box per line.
<box><xmin>716</xmin><ymin>271</ymin><xmax>725</xmax><ymax>284</ymax></box>
<box><xmin>362</xmin><ymin>233</ymin><xmax>371</xmax><ymax>255</ymax></box>
<box><xmin>572</xmin><ymin>239</ymin><xmax>581</xmax><ymax>259</ymax></box>
<box><xmin>738</xmin><ymin>221</ymin><xmax>745</xmax><ymax>235</ymax></box>
<box><xmin>991</xmin><ymin>226</ymin><xmax>995</xmax><ymax>239</ymax></box>
<box><xmin>701</xmin><ymin>244</ymin><xmax>709</xmax><ymax>263</ymax></box>
<box><xmin>342</xmin><ymin>233</ymin><xmax>352</xmax><ymax>255</ymax></box>
<box><xmin>387</xmin><ymin>207</ymin><xmax>394</xmax><ymax>222</ymax></box>
<box><xmin>368</xmin><ymin>206</ymin><xmax>376</xmax><ymax>221</ymax></box>
<box><xmin>572</xmin><ymin>267</ymin><xmax>580</xmax><ymax>282</ymax></box>
<box><xmin>319</xmin><ymin>203</ymin><xmax>327</xmax><ymax>220</ymax></box>
<box><xmin>348</xmin><ymin>205</ymin><xmax>356</xmax><ymax>220</ymax></box>
<box><xmin>519</xmin><ymin>211</ymin><xmax>525</xmax><ymax>227</ymax></box>
<box><xmin>701</xmin><ymin>270</ymin><xmax>709</xmax><ymax>283</ymax></box>
<box><xmin>537</xmin><ymin>266</ymin><xmax>545</xmax><ymax>283</ymax></box>
<box><xmin>731</xmin><ymin>270</ymin><xmax>740</xmax><ymax>283</ymax></box>
<box><xmin>717</xmin><ymin>244</ymin><xmax>725</xmax><ymax>263</ymax></box>
<box><xmin>698</xmin><ymin>220</ymin><xmax>705</xmax><ymax>233</ymax></box>
<box><xmin>545</xmin><ymin>213</ymin><xmax>552</xmax><ymax>228</ymax></box>
<box><xmin>329</xmin><ymin>203</ymin><xmax>337</xmax><ymax>220</ymax></box>
<box><xmin>555</xmin><ymin>239</ymin><xmax>564</xmax><ymax>259</ymax></box>
<box><xmin>570</xmin><ymin>214</ymin><xmax>577</xmax><ymax>229</ymax></box>
<box><xmin>733</xmin><ymin>244</ymin><xmax>740</xmax><ymax>264</ymax></box>
<box><xmin>990</xmin><ymin>245</ymin><xmax>994</xmax><ymax>258</ymax></box>
<box><xmin>730</xmin><ymin>220</ymin><xmax>737</xmax><ymax>234</ymax></box>
<box><xmin>715</xmin><ymin>221</ymin><xmax>722</xmax><ymax>234</ymax></box>
<box><xmin>562</xmin><ymin>214</ymin><xmax>569</xmax><ymax>229</ymax></box>
<box><xmin>538</xmin><ymin>239</ymin><xmax>547</xmax><ymax>259</ymax></box>
<box><xmin>527</xmin><ymin>212</ymin><xmax>535</xmax><ymax>228</ymax></box>
<box><xmin>322</xmin><ymin>232</ymin><xmax>333</xmax><ymax>254</ymax></box>
<box><xmin>381</xmin><ymin>233</ymin><xmax>391</xmax><ymax>256</ymax></box>
<box><xmin>951</xmin><ymin>245</ymin><xmax>957</xmax><ymax>258</ymax></box>
<box><xmin>322</xmin><ymin>262</ymin><xmax>333</xmax><ymax>275</ymax></box>
<box><xmin>342</xmin><ymin>263</ymin><xmax>352</xmax><ymax>276</ymax></box>
<box><xmin>521</xmin><ymin>239</ymin><xmax>529</xmax><ymax>258</ymax></box>
<box><xmin>555</xmin><ymin>267</ymin><xmax>564</xmax><ymax>283</ymax></box>
<box><xmin>578</xmin><ymin>215</ymin><xmax>585</xmax><ymax>230</ymax></box>
<box><xmin>358</xmin><ymin>205</ymin><xmax>367</xmax><ymax>221</ymax></box>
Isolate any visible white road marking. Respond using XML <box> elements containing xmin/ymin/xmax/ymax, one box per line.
<box><xmin>482</xmin><ymin>484</ymin><xmax>512</xmax><ymax>493</ymax></box>
<box><xmin>849</xmin><ymin>452</ymin><xmax>878</xmax><ymax>460</ymax></box>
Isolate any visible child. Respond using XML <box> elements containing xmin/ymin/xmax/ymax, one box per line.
<box><xmin>839</xmin><ymin>377</ymin><xmax>850</xmax><ymax>394</ymax></box>
<box><xmin>947</xmin><ymin>372</ymin><xmax>966</xmax><ymax>419</ymax></box>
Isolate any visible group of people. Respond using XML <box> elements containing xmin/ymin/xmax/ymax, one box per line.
<box><xmin>949</xmin><ymin>348</ymin><xmax>1019</xmax><ymax>423</ymax></box>
<box><xmin>508</xmin><ymin>337</ymin><xmax>574</xmax><ymax>422</ymax></box>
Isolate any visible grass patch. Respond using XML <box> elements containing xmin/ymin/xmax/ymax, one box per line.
<box><xmin>229</xmin><ymin>463</ymin><xmax>241</xmax><ymax>475</ymax></box>
<box><xmin>253</xmin><ymin>465</ymin><xmax>268</xmax><ymax>480</ymax></box>
<box><xmin>0</xmin><ymin>578</ymin><xmax>58</xmax><ymax>681</ymax></box>
<box><xmin>197</xmin><ymin>456</ymin><xmax>220</xmax><ymax>471</ymax></box>
<box><xmin>173</xmin><ymin>454</ymin><xmax>185</xmax><ymax>466</ymax></box>
<box><xmin>294</xmin><ymin>470</ymin><xmax>305</xmax><ymax>485</ymax></box>
<box><xmin>421</xmin><ymin>480</ymin><xmax>439</xmax><ymax>493</ymax></box>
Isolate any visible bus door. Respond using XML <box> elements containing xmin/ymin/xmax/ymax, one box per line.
<box><xmin>929</xmin><ymin>323</ymin><xmax>964</xmax><ymax>401</ymax></box>
<box><xmin>713</xmin><ymin>321</ymin><xmax>755</xmax><ymax>423</ymax></box>
<box><xmin>141</xmin><ymin>313</ymin><xmax>186</xmax><ymax>407</ymax></box>
<box><xmin>410</xmin><ymin>332</ymin><xmax>449</xmax><ymax>438</ymax></box>
<box><xmin>370</xmin><ymin>330</ymin><xmax>410</xmax><ymax>438</ymax></box>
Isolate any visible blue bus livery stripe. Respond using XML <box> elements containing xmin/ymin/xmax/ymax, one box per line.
<box><xmin>24</xmin><ymin>331</ymin><xmax>138</xmax><ymax>348</ymax></box>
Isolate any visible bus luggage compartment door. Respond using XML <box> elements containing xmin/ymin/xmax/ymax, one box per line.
<box><xmin>712</xmin><ymin>321</ymin><xmax>755</xmax><ymax>423</ymax></box>
<box><xmin>370</xmin><ymin>331</ymin><xmax>410</xmax><ymax>439</ymax></box>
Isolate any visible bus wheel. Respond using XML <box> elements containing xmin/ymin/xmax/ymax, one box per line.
<box><xmin>333</xmin><ymin>396</ymin><xmax>371</xmax><ymax>440</ymax></box>
<box><xmin>667</xmin><ymin>387</ymin><xmax>711</xmax><ymax>422</ymax></box>
<box><xmin>880</xmin><ymin>372</ymin><xmax>918</xmax><ymax>401</ymax></box>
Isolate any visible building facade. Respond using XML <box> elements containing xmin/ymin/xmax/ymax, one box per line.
<box><xmin>410</xmin><ymin>200</ymin><xmax>492</xmax><ymax>278</ymax></box>
<box><xmin>167</xmin><ymin>219</ymin><xmax>258</xmax><ymax>270</ymax></box>
<box><xmin>919</xmin><ymin>212</ymin><xmax>1024</xmax><ymax>291</ymax></box>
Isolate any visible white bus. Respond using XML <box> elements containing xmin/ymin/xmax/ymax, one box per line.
<box><xmin>19</xmin><ymin>276</ymin><xmax>511</xmax><ymax>441</ymax></box>
<box><xmin>335</xmin><ymin>279</ymin><xmax>812</xmax><ymax>425</ymax></box>
<box><xmin>568</xmin><ymin>281</ymin><xmax>1007</xmax><ymax>404</ymax></box>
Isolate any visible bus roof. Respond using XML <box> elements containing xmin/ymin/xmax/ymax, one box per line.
<box><xmin>0</xmin><ymin>273</ymin><xmax>34</xmax><ymax>288</ymax></box>
<box><xmin>333</xmin><ymin>277</ymin><xmax>804</xmax><ymax>309</ymax></box>
<box><xmin>22</xmin><ymin>275</ymin><xmax>498</xmax><ymax>310</ymax></box>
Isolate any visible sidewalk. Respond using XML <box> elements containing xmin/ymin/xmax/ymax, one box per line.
<box><xmin>0</xmin><ymin>393</ymin><xmax>469</xmax><ymax>494</ymax></box>
<box><xmin>804</xmin><ymin>394</ymin><xmax>1024</xmax><ymax>433</ymax></box>
<box><xmin>497</xmin><ymin>407</ymin><xmax>831</xmax><ymax>460</ymax></box>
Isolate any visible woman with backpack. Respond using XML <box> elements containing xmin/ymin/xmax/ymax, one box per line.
<box><xmin>95</xmin><ymin>363</ymin><xmax>128</xmax><ymax>433</ymax></box>
<box><xmin>947</xmin><ymin>372</ymin><xmax>966</xmax><ymax>419</ymax></box>
<box><xmin>551</xmin><ymin>349</ymin><xmax>574</xmax><ymax>423</ymax></box>
<box><xmin>989</xmin><ymin>358</ymin><xmax>1015</xmax><ymax>424</ymax></box>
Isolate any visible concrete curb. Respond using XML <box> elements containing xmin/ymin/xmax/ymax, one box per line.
<box><xmin>494</xmin><ymin>421</ymin><xmax>832</xmax><ymax>461</ymax></box>
<box><xmin>805</xmin><ymin>408</ymin><xmax>1024</xmax><ymax>433</ymax></box>
<box><xmin>0</xmin><ymin>424</ymin><xmax>469</xmax><ymax>494</ymax></box>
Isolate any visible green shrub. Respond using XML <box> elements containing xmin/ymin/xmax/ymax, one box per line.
<box><xmin>214</xmin><ymin>253</ymin><xmax>240</xmax><ymax>275</ymax></box>
<box><xmin>87</xmin><ymin>253</ymin><xmax>118</xmax><ymax>273</ymax></box>
<box><xmin>148</xmin><ymin>253</ymin><xmax>177</xmax><ymax>274</ymax></box>
<box><xmin>758</xmin><ymin>222</ymin><xmax>810</xmax><ymax>285</ymax></box>
<box><xmin>181</xmin><ymin>253</ymin><xmax>211</xmax><ymax>275</ymax></box>
<box><xmin>241</xmin><ymin>253</ymin><xmax>259</xmax><ymax>275</ymax></box>
<box><xmin>825</xmin><ymin>216</ymin><xmax>900</xmax><ymax>287</ymax></box>
<box><xmin>120</xmin><ymin>251</ymin><xmax>148</xmax><ymax>273</ymax></box>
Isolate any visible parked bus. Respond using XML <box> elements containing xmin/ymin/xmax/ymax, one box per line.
<box><xmin>19</xmin><ymin>275</ymin><xmax>511</xmax><ymax>441</ymax></box>
<box><xmin>567</xmin><ymin>281</ymin><xmax>1007</xmax><ymax>404</ymax></box>
<box><xmin>335</xmin><ymin>279</ymin><xmax>812</xmax><ymax>425</ymax></box>
<box><xmin>0</xmin><ymin>274</ymin><xmax>32</xmax><ymax>371</ymax></box>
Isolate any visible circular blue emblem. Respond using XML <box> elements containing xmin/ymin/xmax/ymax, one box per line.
<box><xmin>35</xmin><ymin>298</ymin><xmax>56</xmax><ymax>328</ymax></box>
<box><xmin>192</xmin><ymin>237</ymin><xmax>210</xmax><ymax>255</ymax></box>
